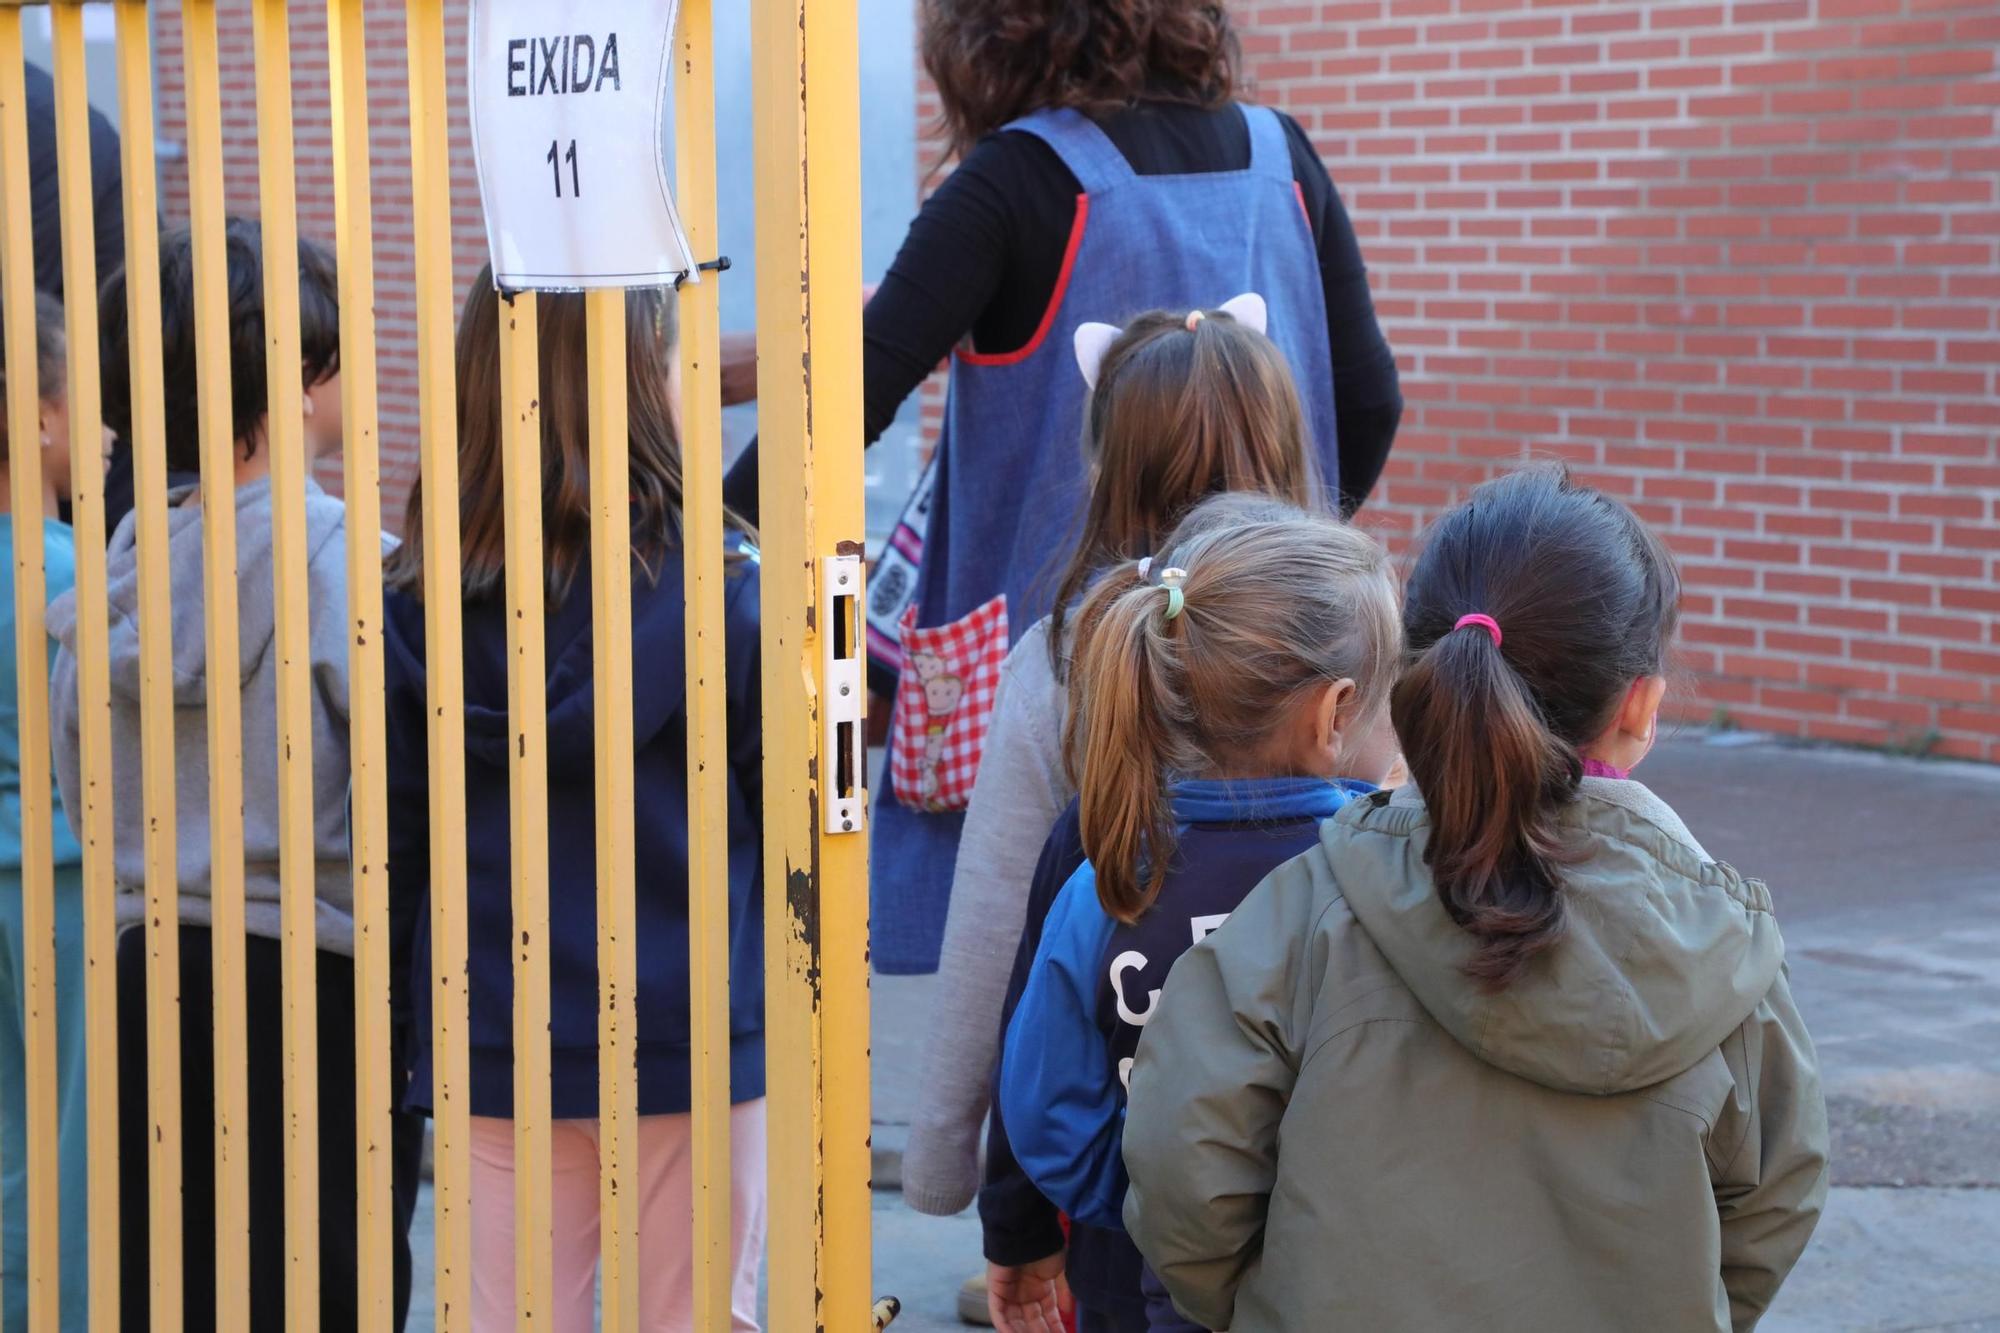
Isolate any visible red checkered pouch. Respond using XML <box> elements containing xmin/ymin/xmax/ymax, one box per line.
<box><xmin>890</xmin><ymin>595</ymin><xmax>1009</xmax><ymax>812</ymax></box>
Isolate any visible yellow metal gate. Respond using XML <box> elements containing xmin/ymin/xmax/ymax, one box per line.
<box><xmin>0</xmin><ymin>0</ymin><xmax>872</xmax><ymax>1327</ymax></box>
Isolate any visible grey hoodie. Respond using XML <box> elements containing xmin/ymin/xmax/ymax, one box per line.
<box><xmin>1123</xmin><ymin>778</ymin><xmax>1828</xmax><ymax>1332</ymax></box>
<box><xmin>49</xmin><ymin>478</ymin><xmax>363</xmax><ymax>954</ymax></box>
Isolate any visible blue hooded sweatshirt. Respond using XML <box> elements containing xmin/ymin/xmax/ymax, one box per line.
<box><xmin>990</xmin><ymin>776</ymin><xmax>1373</xmax><ymax>1329</ymax></box>
<box><xmin>384</xmin><ymin>537</ymin><xmax>765</xmax><ymax>1119</ymax></box>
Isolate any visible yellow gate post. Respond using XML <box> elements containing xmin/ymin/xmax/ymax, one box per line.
<box><xmin>245</xmin><ymin>0</ymin><xmax>328</xmax><ymax>1321</ymax></box>
<box><xmin>672</xmin><ymin>0</ymin><xmax>737</xmax><ymax>1324</ymax></box>
<box><xmin>40</xmin><ymin>7</ymin><xmax>120</xmax><ymax>1327</ymax></box>
<box><xmin>403</xmin><ymin>2</ymin><xmax>473</xmax><ymax>1327</ymax></box>
<box><xmin>497</xmin><ymin>292</ymin><xmax>553</xmax><ymax>1333</ymax></box>
<box><xmin>0</xmin><ymin>14</ymin><xmax>61</xmax><ymax>1329</ymax></box>
<box><xmin>748</xmin><ymin>0</ymin><xmax>873</xmax><ymax>1321</ymax></box>
<box><xmin>177</xmin><ymin>0</ymin><xmax>253</xmax><ymax>1321</ymax></box>
<box><xmin>584</xmin><ymin>288</ymin><xmax>641</xmax><ymax>1333</ymax></box>
<box><xmin>324</xmin><ymin>0</ymin><xmax>397</xmax><ymax>1317</ymax></box>
<box><xmin>109</xmin><ymin>4</ymin><xmax>189</xmax><ymax>1323</ymax></box>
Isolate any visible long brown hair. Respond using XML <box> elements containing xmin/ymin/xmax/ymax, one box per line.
<box><xmin>921</xmin><ymin>0</ymin><xmax>1239</xmax><ymax>160</ymax></box>
<box><xmin>1391</xmin><ymin>467</ymin><xmax>1681</xmax><ymax>991</ymax></box>
<box><xmin>1067</xmin><ymin>496</ymin><xmax>1400</xmax><ymax>923</ymax></box>
<box><xmin>1047</xmin><ymin>305</ymin><xmax>1318</xmax><ymax>672</ymax></box>
<box><xmin>386</xmin><ymin>268</ymin><xmax>718</xmax><ymax>604</ymax></box>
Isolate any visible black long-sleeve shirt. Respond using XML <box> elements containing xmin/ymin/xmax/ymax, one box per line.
<box><xmin>724</xmin><ymin>101</ymin><xmax>1402</xmax><ymax>520</ymax></box>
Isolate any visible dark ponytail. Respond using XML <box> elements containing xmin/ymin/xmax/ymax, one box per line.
<box><xmin>1391</xmin><ymin>468</ymin><xmax>1680</xmax><ymax>990</ymax></box>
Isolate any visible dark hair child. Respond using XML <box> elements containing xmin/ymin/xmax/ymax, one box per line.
<box><xmin>1122</xmin><ymin>468</ymin><xmax>1829</xmax><ymax>1332</ymax></box>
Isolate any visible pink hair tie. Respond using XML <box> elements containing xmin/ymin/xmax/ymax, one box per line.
<box><xmin>1455</xmin><ymin>613</ymin><xmax>1502</xmax><ymax>647</ymax></box>
<box><xmin>1185</xmin><ymin>309</ymin><xmax>1205</xmax><ymax>332</ymax></box>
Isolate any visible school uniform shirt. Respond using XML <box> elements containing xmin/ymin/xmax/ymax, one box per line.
<box><xmin>383</xmin><ymin>535</ymin><xmax>765</xmax><ymax>1120</ymax></box>
<box><xmin>991</xmin><ymin>777</ymin><xmax>1373</xmax><ymax>1328</ymax></box>
<box><xmin>1000</xmin><ymin>776</ymin><xmax>1372</xmax><ymax>1224</ymax></box>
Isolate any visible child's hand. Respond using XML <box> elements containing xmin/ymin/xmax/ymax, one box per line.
<box><xmin>987</xmin><ymin>1255</ymin><xmax>1072</xmax><ymax>1333</ymax></box>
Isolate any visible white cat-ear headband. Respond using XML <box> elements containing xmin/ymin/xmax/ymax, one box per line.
<box><xmin>1073</xmin><ymin>292</ymin><xmax>1269</xmax><ymax>390</ymax></box>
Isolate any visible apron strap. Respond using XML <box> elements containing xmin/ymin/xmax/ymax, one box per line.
<box><xmin>1242</xmin><ymin>104</ymin><xmax>1295</xmax><ymax>182</ymax></box>
<box><xmin>1004</xmin><ymin>107</ymin><xmax>1135</xmax><ymax>195</ymax></box>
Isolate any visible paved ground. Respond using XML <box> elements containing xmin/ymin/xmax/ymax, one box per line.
<box><xmin>408</xmin><ymin>735</ymin><xmax>2000</xmax><ymax>1331</ymax></box>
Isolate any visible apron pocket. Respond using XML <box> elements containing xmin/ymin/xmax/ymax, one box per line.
<box><xmin>889</xmin><ymin>595</ymin><xmax>1009</xmax><ymax>812</ymax></box>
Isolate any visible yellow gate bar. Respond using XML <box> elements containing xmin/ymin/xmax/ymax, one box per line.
<box><xmin>177</xmin><ymin>0</ymin><xmax>252</xmax><ymax>1320</ymax></box>
<box><xmin>585</xmin><ymin>289</ymin><xmax>639</xmax><ymax>1333</ymax></box>
<box><xmin>247</xmin><ymin>0</ymin><xmax>325</xmax><ymax>1323</ymax></box>
<box><xmin>673</xmin><ymin>0</ymin><xmax>734</xmax><ymax>1323</ymax></box>
<box><xmin>110</xmin><ymin>4</ymin><xmax>188</xmax><ymax>1323</ymax></box>
<box><xmin>325</xmin><ymin>0</ymin><xmax>395</xmax><ymax>1319</ymax></box>
<box><xmin>497</xmin><ymin>291</ymin><xmax>553</xmax><ymax>1333</ymax></box>
<box><xmin>402</xmin><ymin>2</ymin><xmax>472</xmax><ymax>1323</ymax></box>
<box><xmin>0</xmin><ymin>16</ymin><xmax>61</xmax><ymax>1330</ymax></box>
<box><xmin>749</xmin><ymin>0</ymin><xmax>873</xmax><ymax>1317</ymax></box>
<box><xmin>43</xmin><ymin>9</ymin><xmax>118</xmax><ymax>1327</ymax></box>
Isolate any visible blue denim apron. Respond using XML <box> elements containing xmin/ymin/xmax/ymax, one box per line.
<box><xmin>871</xmin><ymin>104</ymin><xmax>1339</xmax><ymax>974</ymax></box>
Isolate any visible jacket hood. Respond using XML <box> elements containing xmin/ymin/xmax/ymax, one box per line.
<box><xmin>48</xmin><ymin>479</ymin><xmax>346</xmax><ymax>709</ymax></box>
<box><xmin>1328</xmin><ymin>778</ymin><xmax>1782</xmax><ymax>1095</ymax></box>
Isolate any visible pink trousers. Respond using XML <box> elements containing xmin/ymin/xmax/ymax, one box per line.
<box><xmin>468</xmin><ymin>1100</ymin><xmax>768</xmax><ymax>1332</ymax></box>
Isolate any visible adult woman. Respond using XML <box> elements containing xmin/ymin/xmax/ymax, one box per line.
<box><xmin>725</xmin><ymin>0</ymin><xmax>1403</xmax><ymax>974</ymax></box>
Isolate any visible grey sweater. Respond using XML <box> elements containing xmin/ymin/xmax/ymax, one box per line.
<box><xmin>904</xmin><ymin>616</ymin><xmax>1073</xmax><ymax>1216</ymax></box>
<box><xmin>49</xmin><ymin>478</ymin><xmax>364</xmax><ymax>955</ymax></box>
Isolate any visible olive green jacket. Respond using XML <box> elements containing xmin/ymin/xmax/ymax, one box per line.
<box><xmin>1122</xmin><ymin>779</ymin><xmax>1828</xmax><ymax>1332</ymax></box>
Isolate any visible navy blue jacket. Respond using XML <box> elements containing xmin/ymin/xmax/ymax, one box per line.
<box><xmin>384</xmin><ymin>537</ymin><xmax>765</xmax><ymax>1119</ymax></box>
<box><xmin>985</xmin><ymin>777</ymin><xmax>1373</xmax><ymax>1329</ymax></box>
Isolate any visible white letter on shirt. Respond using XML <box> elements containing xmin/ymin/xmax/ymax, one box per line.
<box><xmin>1109</xmin><ymin>950</ymin><xmax>1160</xmax><ymax>1026</ymax></box>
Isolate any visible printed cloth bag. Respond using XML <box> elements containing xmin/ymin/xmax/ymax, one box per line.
<box><xmin>889</xmin><ymin>594</ymin><xmax>1008</xmax><ymax>812</ymax></box>
<box><xmin>864</xmin><ymin>457</ymin><xmax>936</xmax><ymax>681</ymax></box>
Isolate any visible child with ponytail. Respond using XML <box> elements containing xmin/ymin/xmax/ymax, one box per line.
<box><xmin>903</xmin><ymin>295</ymin><xmax>1318</xmax><ymax>1203</ymax></box>
<box><xmin>992</xmin><ymin>498</ymin><xmax>1401</xmax><ymax>1332</ymax></box>
<box><xmin>893</xmin><ymin>296</ymin><xmax>1341</xmax><ymax>1325</ymax></box>
<box><xmin>1123</xmin><ymin>468</ymin><xmax>1829</xmax><ymax>1333</ymax></box>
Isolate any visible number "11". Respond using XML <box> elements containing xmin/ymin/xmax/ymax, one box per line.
<box><xmin>547</xmin><ymin>138</ymin><xmax>580</xmax><ymax>198</ymax></box>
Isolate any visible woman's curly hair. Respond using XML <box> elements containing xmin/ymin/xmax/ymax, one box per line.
<box><xmin>921</xmin><ymin>0</ymin><xmax>1239</xmax><ymax>160</ymax></box>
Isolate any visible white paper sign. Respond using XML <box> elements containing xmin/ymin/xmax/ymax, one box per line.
<box><xmin>468</xmin><ymin>0</ymin><xmax>697</xmax><ymax>290</ymax></box>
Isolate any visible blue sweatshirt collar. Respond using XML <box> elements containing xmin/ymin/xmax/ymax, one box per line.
<box><xmin>1169</xmin><ymin>776</ymin><xmax>1375</xmax><ymax>825</ymax></box>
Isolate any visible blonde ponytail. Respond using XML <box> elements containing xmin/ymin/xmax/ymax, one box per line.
<box><xmin>1064</xmin><ymin>495</ymin><xmax>1403</xmax><ymax>924</ymax></box>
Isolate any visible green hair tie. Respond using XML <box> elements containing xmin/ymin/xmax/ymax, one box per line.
<box><xmin>1158</xmin><ymin>566</ymin><xmax>1188</xmax><ymax>621</ymax></box>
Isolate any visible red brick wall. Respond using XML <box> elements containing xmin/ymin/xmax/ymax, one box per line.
<box><xmin>150</xmin><ymin>0</ymin><xmax>490</xmax><ymax>511</ymax></box>
<box><xmin>150</xmin><ymin>0</ymin><xmax>2000</xmax><ymax>759</ymax></box>
<box><xmin>916</xmin><ymin>0</ymin><xmax>2000</xmax><ymax>760</ymax></box>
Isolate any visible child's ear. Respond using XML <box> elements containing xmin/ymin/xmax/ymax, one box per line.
<box><xmin>1316</xmin><ymin>678</ymin><xmax>1359</xmax><ymax>753</ymax></box>
<box><xmin>1618</xmin><ymin>675</ymin><xmax>1668</xmax><ymax>743</ymax></box>
<box><xmin>301</xmin><ymin>392</ymin><xmax>317</xmax><ymax>418</ymax></box>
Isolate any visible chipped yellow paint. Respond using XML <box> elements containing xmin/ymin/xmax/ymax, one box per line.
<box><xmin>497</xmin><ymin>292</ymin><xmax>553</xmax><ymax>1333</ymax></box>
<box><xmin>674</xmin><ymin>0</ymin><xmax>736</xmax><ymax>1324</ymax></box>
<box><xmin>749</xmin><ymin>0</ymin><xmax>873</xmax><ymax>1319</ymax></box>
<box><xmin>403</xmin><ymin>2</ymin><xmax>473</xmax><ymax>1325</ymax></box>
